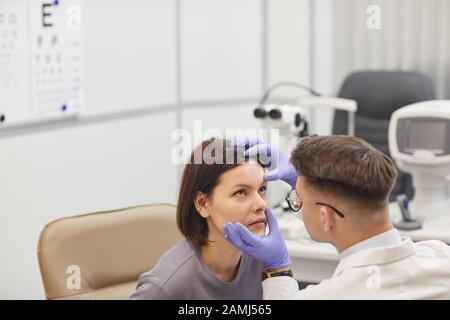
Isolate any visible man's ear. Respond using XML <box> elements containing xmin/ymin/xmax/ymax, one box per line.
<box><xmin>319</xmin><ymin>207</ymin><xmax>336</xmax><ymax>232</ymax></box>
<box><xmin>194</xmin><ymin>192</ymin><xmax>210</xmax><ymax>218</ymax></box>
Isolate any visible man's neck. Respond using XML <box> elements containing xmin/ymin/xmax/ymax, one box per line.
<box><xmin>335</xmin><ymin>224</ymin><xmax>395</xmax><ymax>253</ymax></box>
<box><xmin>331</xmin><ymin>205</ymin><xmax>394</xmax><ymax>253</ymax></box>
<box><xmin>201</xmin><ymin>234</ymin><xmax>242</xmax><ymax>283</ymax></box>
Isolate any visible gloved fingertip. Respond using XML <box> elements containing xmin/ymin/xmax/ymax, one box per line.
<box><xmin>243</xmin><ymin>146</ymin><xmax>258</xmax><ymax>158</ymax></box>
<box><xmin>265</xmin><ymin>208</ymin><xmax>279</xmax><ymax>229</ymax></box>
<box><xmin>234</xmin><ymin>222</ymin><xmax>245</xmax><ymax>229</ymax></box>
<box><xmin>225</xmin><ymin>221</ymin><xmax>237</xmax><ymax>228</ymax></box>
<box><xmin>224</xmin><ymin>225</ymin><xmax>232</xmax><ymax>235</ymax></box>
<box><xmin>234</xmin><ymin>222</ymin><xmax>250</xmax><ymax>234</ymax></box>
<box><xmin>264</xmin><ymin>173</ymin><xmax>277</xmax><ymax>182</ymax></box>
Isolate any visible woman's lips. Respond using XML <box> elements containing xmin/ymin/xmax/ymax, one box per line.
<box><xmin>248</xmin><ymin>219</ymin><xmax>266</xmax><ymax>229</ymax></box>
<box><xmin>249</xmin><ymin>222</ymin><xmax>266</xmax><ymax>229</ymax></box>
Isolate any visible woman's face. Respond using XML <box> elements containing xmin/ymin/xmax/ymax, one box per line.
<box><xmin>205</xmin><ymin>159</ymin><xmax>268</xmax><ymax>238</ymax></box>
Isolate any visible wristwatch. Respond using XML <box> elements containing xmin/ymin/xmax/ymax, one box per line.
<box><xmin>262</xmin><ymin>269</ymin><xmax>293</xmax><ymax>281</ymax></box>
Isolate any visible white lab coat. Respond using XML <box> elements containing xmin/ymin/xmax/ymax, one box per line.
<box><xmin>263</xmin><ymin>238</ymin><xmax>450</xmax><ymax>299</ymax></box>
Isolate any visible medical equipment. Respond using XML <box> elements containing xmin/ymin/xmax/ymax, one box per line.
<box><xmin>254</xmin><ymin>98</ymin><xmax>357</xmax><ymax>152</ymax></box>
<box><xmin>254</xmin><ymin>96</ymin><xmax>357</xmax><ymax>166</ymax></box>
<box><xmin>394</xmin><ymin>194</ymin><xmax>422</xmax><ymax>230</ymax></box>
<box><xmin>389</xmin><ymin>100</ymin><xmax>450</xmax><ymax>226</ymax></box>
<box><xmin>254</xmin><ymin>104</ymin><xmax>309</xmax><ymax>143</ymax></box>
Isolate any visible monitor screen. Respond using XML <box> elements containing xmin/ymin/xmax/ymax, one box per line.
<box><xmin>406</xmin><ymin>120</ymin><xmax>448</xmax><ymax>154</ymax></box>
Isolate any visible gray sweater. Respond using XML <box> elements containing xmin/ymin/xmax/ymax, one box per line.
<box><xmin>130</xmin><ymin>240</ymin><xmax>263</xmax><ymax>300</ymax></box>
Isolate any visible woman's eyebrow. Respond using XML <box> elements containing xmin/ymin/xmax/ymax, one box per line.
<box><xmin>232</xmin><ymin>181</ymin><xmax>267</xmax><ymax>188</ymax></box>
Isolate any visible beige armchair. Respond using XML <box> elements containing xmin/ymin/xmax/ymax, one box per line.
<box><xmin>37</xmin><ymin>203</ymin><xmax>184</xmax><ymax>299</ymax></box>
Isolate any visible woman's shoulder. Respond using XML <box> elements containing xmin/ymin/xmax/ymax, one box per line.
<box><xmin>142</xmin><ymin>240</ymin><xmax>197</xmax><ymax>284</ymax></box>
<box><xmin>158</xmin><ymin>240</ymin><xmax>197</xmax><ymax>266</ymax></box>
<box><xmin>130</xmin><ymin>240</ymin><xmax>198</xmax><ymax>299</ymax></box>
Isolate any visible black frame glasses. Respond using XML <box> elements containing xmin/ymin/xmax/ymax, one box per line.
<box><xmin>285</xmin><ymin>188</ymin><xmax>345</xmax><ymax>218</ymax></box>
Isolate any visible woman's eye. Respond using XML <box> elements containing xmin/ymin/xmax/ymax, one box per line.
<box><xmin>234</xmin><ymin>189</ymin><xmax>246</xmax><ymax>197</ymax></box>
<box><xmin>259</xmin><ymin>186</ymin><xmax>267</xmax><ymax>194</ymax></box>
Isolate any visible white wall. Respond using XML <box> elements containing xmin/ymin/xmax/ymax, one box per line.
<box><xmin>84</xmin><ymin>0</ymin><xmax>177</xmax><ymax>116</ymax></box>
<box><xmin>310</xmin><ymin>0</ymin><xmax>335</xmax><ymax>135</ymax></box>
<box><xmin>0</xmin><ymin>0</ymin><xmax>310</xmax><ymax>299</ymax></box>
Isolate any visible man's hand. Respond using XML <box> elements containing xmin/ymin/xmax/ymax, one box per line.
<box><xmin>224</xmin><ymin>208</ymin><xmax>291</xmax><ymax>269</ymax></box>
<box><xmin>232</xmin><ymin>137</ymin><xmax>298</xmax><ymax>188</ymax></box>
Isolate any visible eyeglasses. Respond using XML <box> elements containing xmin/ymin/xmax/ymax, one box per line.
<box><xmin>285</xmin><ymin>188</ymin><xmax>345</xmax><ymax>218</ymax></box>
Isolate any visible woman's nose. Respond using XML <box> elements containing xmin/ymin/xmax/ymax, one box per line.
<box><xmin>252</xmin><ymin>192</ymin><xmax>267</xmax><ymax>211</ymax></box>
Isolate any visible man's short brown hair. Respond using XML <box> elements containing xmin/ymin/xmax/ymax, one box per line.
<box><xmin>290</xmin><ymin>135</ymin><xmax>398</xmax><ymax>209</ymax></box>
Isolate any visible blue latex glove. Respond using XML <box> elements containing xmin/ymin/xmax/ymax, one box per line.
<box><xmin>232</xmin><ymin>137</ymin><xmax>298</xmax><ymax>188</ymax></box>
<box><xmin>224</xmin><ymin>208</ymin><xmax>291</xmax><ymax>269</ymax></box>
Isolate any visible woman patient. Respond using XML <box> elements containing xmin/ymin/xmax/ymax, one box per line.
<box><xmin>130</xmin><ymin>137</ymin><xmax>268</xmax><ymax>299</ymax></box>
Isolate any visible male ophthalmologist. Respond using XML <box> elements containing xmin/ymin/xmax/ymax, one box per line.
<box><xmin>224</xmin><ymin>135</ymin><xmax>450</xmax><ymax>299</ymax></box>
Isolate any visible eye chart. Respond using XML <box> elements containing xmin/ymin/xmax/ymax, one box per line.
<box><xmin>0</xmin><ymin>0</ymin><xmax>83</xmax><ymax>127</ymax></box>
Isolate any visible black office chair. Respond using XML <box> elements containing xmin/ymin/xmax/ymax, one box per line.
<box><xmin>332</xmin><ymin>70</ymin><xmax>435</xmax><ymax>200</ymax></box>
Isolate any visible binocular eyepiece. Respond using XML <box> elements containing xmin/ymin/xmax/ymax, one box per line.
<box><xmin>254</xmin><ymin>107</ymin><xmax>282</xmax><ymax>120</ymax></box>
